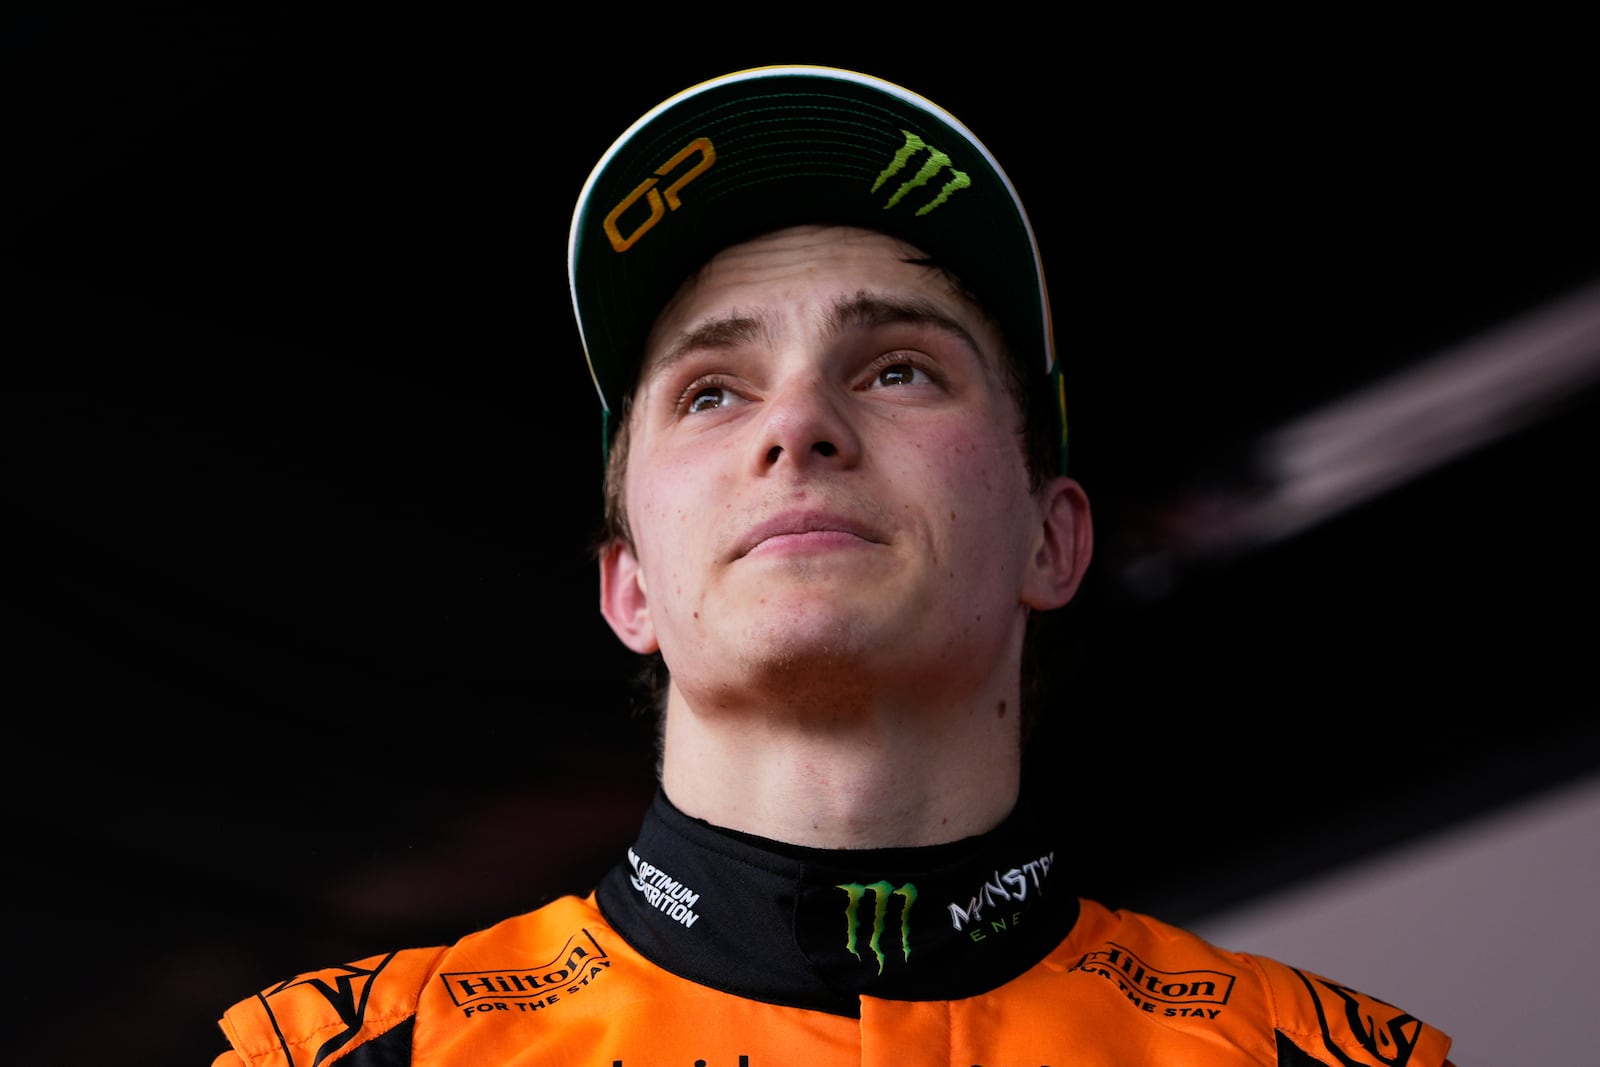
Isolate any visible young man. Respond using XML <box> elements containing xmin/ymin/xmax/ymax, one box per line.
<box><xmin>212</xmin><ymin>66</ymin><xmax>1455</xmax><ymax>1067</ymax></box>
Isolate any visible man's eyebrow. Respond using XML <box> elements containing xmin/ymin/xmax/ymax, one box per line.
<box><xmin>823</xmin><ymin>292</ymin><xmax>983</xmax><ymax>355</ymax></box>
<box><xmin>648</xmin><ymin>313</ymin><xmax>774</xmax><ymax>377</ymax></box>
<box><xmin>644</xmin><ymin>292</ymin><xmax>983</xmax><ymax>380</ymax></box>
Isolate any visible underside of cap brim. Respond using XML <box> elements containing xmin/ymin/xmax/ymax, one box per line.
<box><xmin>567</xmin><ymin>64</ymin><xmax>1064</xmax><ymax>469</ymax></box>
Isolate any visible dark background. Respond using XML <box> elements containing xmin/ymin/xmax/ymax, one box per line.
<box><xmin>6</xmin><ymin>9</ymin><xmax>1598</xmax><ymax>1066</ymax></box>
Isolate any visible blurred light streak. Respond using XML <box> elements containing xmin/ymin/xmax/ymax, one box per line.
<box><xmin>1122</xmin><ymin>277</ymin><xmax>1600</xmax><ymax>598</ymax></box>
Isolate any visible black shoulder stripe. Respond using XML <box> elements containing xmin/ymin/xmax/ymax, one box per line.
<box><xmin>333</xmin><ymin>1014</ymin><xmax>414</xmax><ymax>1067</ymax></box>
<box><xmin>1278</xmin><ymin>1028</ymin><xmax>1329</xmax><ymax>1067</ymax></box>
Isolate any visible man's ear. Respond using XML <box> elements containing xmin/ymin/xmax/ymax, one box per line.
<box><xmin>1022</xmin><ymin>475</ymin><xmax>1094</xmax><ymax>610</ymax></box>
<box><xmin>599</xmin><ymin>539</ymin><xmax>660</xmax><ymax>654</ymax></box>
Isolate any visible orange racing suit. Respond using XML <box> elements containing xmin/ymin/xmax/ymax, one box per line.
<box><xmin>213</xmin><ymin>790</ymin><xmax>1454</xmax><ymax>1066</ymax></box>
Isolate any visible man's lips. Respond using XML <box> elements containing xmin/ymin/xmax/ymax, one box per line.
<box><xmin>732</xmin><ymin>512</ymin><xmax>885</xmax><ymax>560</ymax></box>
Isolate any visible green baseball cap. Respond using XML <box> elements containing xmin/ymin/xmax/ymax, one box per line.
<box><xmin>567</xmin><ymin>64</ymin><xmax>1067</xmax><ymax>472</ymax></box>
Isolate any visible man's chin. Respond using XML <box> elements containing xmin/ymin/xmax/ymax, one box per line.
<box><xmin>741</xmin><ymin>618</ymin><xmax>869</xmax><ymax>669</ymax></box>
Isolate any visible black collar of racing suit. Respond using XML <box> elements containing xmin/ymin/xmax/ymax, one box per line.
<box><xmin>595</xmin><ymin>788</ymin><xmax>1078</xmax><ymax>1017</ymax></box>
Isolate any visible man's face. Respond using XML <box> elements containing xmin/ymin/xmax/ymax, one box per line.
<box><xmin>599</xmin><ymin>224</ymin><xmax>1085</xmax><ymax>710</ymax></box>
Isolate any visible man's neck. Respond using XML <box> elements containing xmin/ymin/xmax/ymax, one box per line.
<box><xmin>657</xmin><ymin>684</ymin><xmax>1023</xmax><ymax>849</ymax></box>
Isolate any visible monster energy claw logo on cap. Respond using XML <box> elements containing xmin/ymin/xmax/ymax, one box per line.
<box><xmin>873</xmin><ymin>131</ymin><xmax>971</xmax><ymax>215</ymax></box>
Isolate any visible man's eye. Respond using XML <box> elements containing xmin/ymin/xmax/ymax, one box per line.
<box><xmin>686</xmin><ymin>385</ymin><xmax>738</xmax><ymax>413</ymax></box>
<box><xmin>874</xmin><ymin>362</ymin><xmax>931</xmax><ymax>388</ymax></box>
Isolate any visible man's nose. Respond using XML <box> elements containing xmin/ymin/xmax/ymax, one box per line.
<box><xmin>755</xmin><ymin>377</ymin><xmax>862</xmax><ymax>471</ymax></box>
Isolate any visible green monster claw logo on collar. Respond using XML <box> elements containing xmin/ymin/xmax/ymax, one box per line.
<box><xmin>837</xmin><ymin>881</ymin><xmax>917</xmax><ymax>973</ymax></box>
